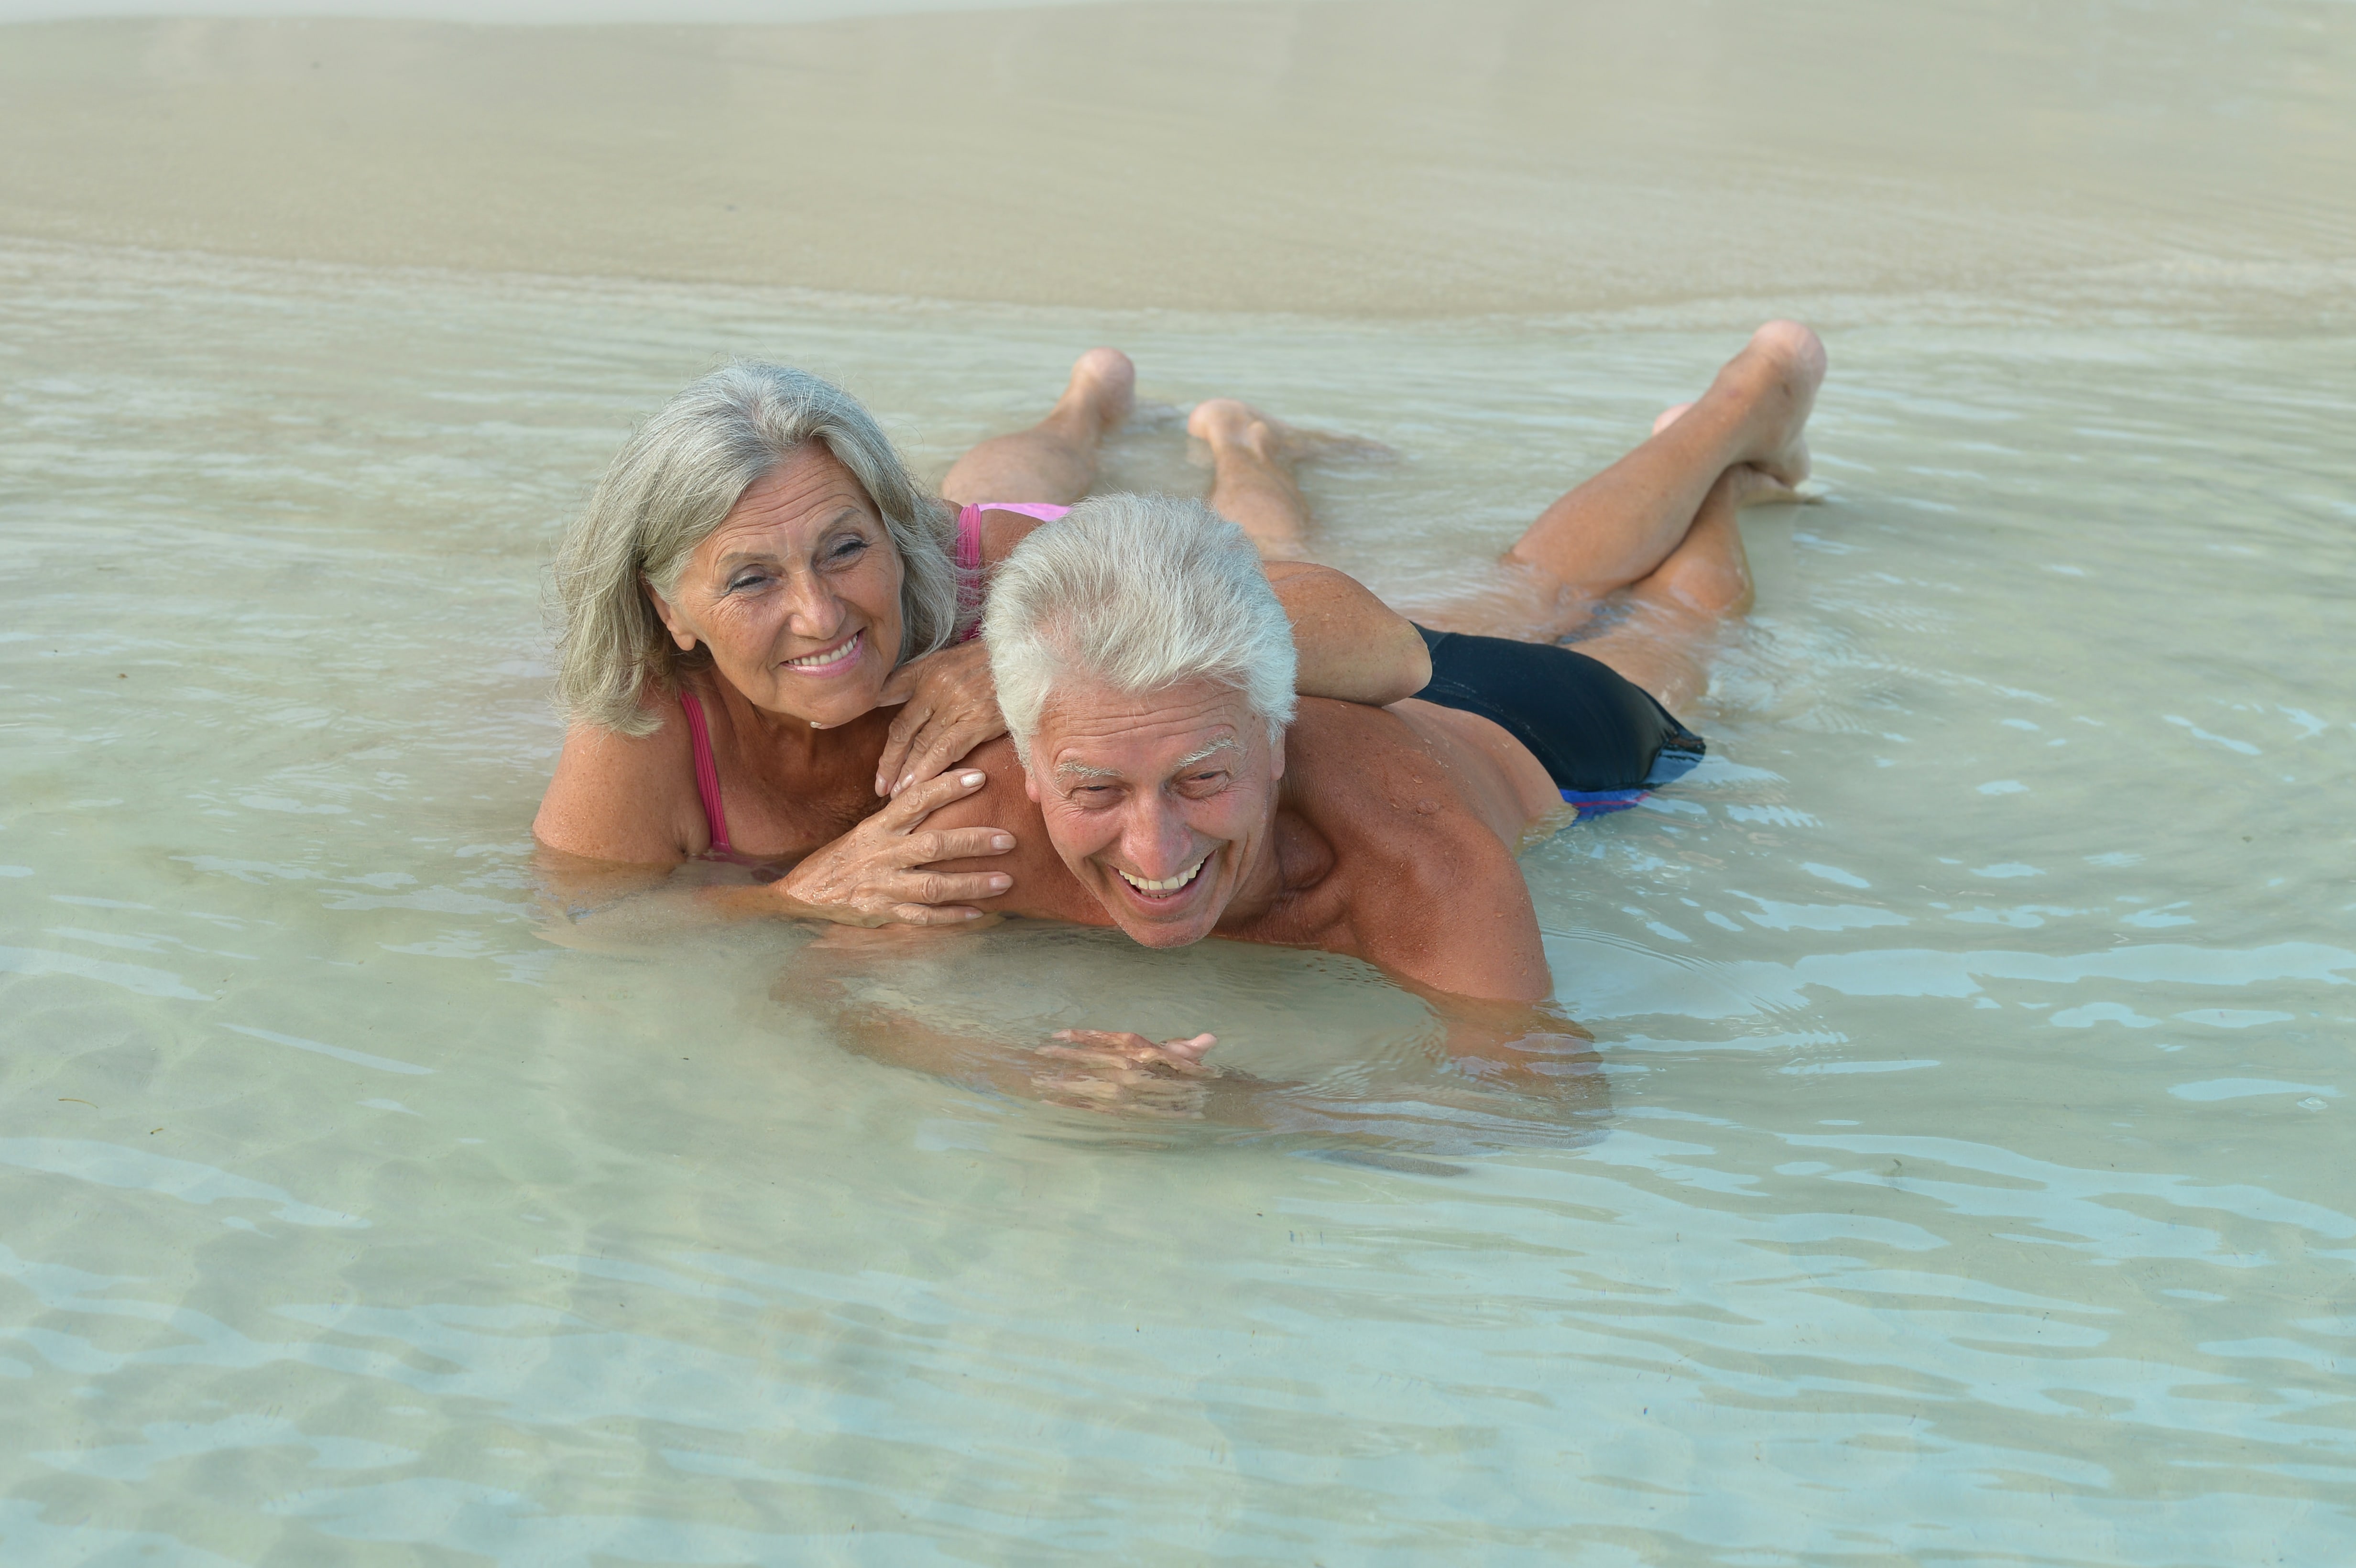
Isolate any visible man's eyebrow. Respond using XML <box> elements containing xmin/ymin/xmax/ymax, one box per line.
<box><xmin>1054</xmin><ymin>759</ymin><xmax>1123</xmax><ymax>780</ymax></box>
<box><xmin>1173</xmin><ymin>738</ymin><xmax>1242</xmax><ymax>770</ymax></box>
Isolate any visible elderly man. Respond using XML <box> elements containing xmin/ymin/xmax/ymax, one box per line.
<box><xmin>898</xmin><ymin>323</ymin><xmax>1824</xmax><ymax>1078</ymax></box>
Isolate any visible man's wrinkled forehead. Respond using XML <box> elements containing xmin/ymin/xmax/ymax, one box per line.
<box><xmin>1035</xmin><ymin>679</ymin><xmax>1261</xmax><ymax>778</ymax></box>
<box><xmin>1053</xmin><ymin>734</ymin><xmax>1242</xmax><ymax>782</ymax></box>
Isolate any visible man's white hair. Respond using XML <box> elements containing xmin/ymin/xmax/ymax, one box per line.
<box><xmin>983</xmin><ymin>494</ymin><xmax>1298</xmax><ymax>762</ymax></box>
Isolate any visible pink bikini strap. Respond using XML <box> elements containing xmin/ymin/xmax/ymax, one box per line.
<box><xmin>955</xmin><ymin>503</ymin><xmax>986</xmax><ymax>573</ymax></box>
<box><xmin>677</xmin><ymin>690</ymin><xmax>732</xmax><ymax>857</ymax></box>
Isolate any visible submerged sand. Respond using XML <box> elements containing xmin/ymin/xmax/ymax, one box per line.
<box><xmin>3</xmin><ymin>0</ymin><xmax>2351</xmax><ymax>319</ymax></box>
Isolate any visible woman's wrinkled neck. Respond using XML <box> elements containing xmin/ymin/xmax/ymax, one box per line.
<box><xmin>687</xmin><ymin>664</ymin><xmax>847</xmax><ymax>767</ymax></box>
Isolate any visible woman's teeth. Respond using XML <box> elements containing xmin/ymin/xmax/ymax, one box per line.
<box><xmin>785</xmin><ymin>631</ymin><xmax>861</xmax><ymax>670</ymax></box>
<box><xmin>1117</xmin><ymin>854</ymin><xmax>1209</xmax><ymax>894</ymax></box>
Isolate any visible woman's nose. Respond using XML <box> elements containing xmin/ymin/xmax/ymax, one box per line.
<box><xmin>778</xmin><ymin>569</ymin><xmax>843</xmax><ymax>640</ymax></box>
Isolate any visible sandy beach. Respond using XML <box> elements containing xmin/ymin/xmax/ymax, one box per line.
<box><xmin>3</xmin><ymin>0</ymin><xmax>2351</xmax><ymax>317</ymax></box>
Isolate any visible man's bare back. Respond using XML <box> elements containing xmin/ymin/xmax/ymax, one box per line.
<box><xmin>931</xmin><ymin>696</ymin><xmax>1559</xmax><ymax>1002</ymax></box>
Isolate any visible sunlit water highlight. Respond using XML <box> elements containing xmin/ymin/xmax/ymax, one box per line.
<box><xmin>2</xmin><ymin>240</ymin><xmax>2354</xmax><ymax>1562</ymax></box>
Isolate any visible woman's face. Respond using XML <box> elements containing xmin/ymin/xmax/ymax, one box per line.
<box><xmin>647</xmin><ymin>443</ymin><xmax>905</xmax><ymax>728</ymax></box>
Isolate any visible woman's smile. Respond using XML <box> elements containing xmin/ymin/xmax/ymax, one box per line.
<box><xmin>781</xmin><ymin>628</ymin><xmax>865</xmax><ymax>676</ymax></box>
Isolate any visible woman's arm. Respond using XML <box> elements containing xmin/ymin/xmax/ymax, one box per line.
<box><xmin>979</xmin><ymin>506</ymin><xmax>1428</xmax><ymax>701</ymax></box>
<box><xmin>1262</xmin><ymin>560</ymin><xmax>1431</xmax><ymax>705</ymax></box>
<box><xmin>534</xmin><ymin>714</ymin><xmax>705</xmax><ymax>864</ymax></box>
<box><xmin>534</xmin><ymin>703</ymin><xmax>1014</xmax><ymax>926</ymax></box>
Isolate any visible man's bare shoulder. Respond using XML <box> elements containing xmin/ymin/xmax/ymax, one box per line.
<box><xmin>920</xmin><ymin>738</ymin><xmax>1102</xmax><ymax>924</ymax></box>
<box><xmin>1274</xmin><ymin>699</ymin><xmax>1551</xmax><ymax>1002</ymax></box>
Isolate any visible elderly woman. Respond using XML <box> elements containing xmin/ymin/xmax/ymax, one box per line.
<box><xmin>532</xmin><ymin>352</ymin><xmax>1431</xmax><ymax>925</ymax></box>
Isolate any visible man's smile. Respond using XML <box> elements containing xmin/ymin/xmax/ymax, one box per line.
<box><xmin>1112</xmin><ymin>851</ymin><xmax>1213</xmax><ymax>899</ymax></box>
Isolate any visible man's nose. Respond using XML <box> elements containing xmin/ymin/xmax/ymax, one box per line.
<box><xmin>1120</xmin><ymin>795</ymin><xmax>1196</xmax><ymax>877</ymax></box>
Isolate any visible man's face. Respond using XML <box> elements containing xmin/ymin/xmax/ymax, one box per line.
<box><xmin>1024</xmin><ymin>676</ymin><xmax>1286</xmax><ymax>949</ymax></box>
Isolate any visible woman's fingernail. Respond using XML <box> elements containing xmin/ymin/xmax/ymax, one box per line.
<box><xmin>990</xmin><ymin>833</ymin><xmax>1013</xmax><ymax>850</ymax></box>
<box><xmin>987</xmin><ymin>875</ymin><xmax>1011</xmax><ymax>891</ymax></box>
<box><xmin>900</xmin><ymin>774</ymin><xmax>914</xmax><ymax>791</ymax></box>
<box><xmin>960</xmin><ymin>772</ymin><xmax>984</xmax><ymax>786</ymax></box>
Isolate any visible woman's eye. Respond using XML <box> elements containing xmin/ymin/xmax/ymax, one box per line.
<box><xmin>728</xmin><ymin>573</ymin><xmax>769</xmax><ymax>591</ymax></box>
<box><xmin>828</xmin><ymin>537</ymin><xmax>868</xmax><ymax>563</ymax></box>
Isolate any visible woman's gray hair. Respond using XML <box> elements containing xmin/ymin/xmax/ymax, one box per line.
<box><xmin>982</xmin><ymin>493</ymin><xmax>1298</xmax><ymax>762</ymax></box>
<box><xmin>548</xmin><ymin>362</ymin><xmax>962</xmax><ymax>736</ymax></box>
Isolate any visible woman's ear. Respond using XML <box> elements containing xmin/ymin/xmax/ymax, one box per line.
<box><xmin>642</xmin><ymin>575</ymin><xmax>698</xmax><ymax>653</ymax></box>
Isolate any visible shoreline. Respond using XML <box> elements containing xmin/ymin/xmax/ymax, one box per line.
<box><xmin>9</xmin><ymin>233</ymin><xmax>2352</xmax><ymax>339</ymax></box>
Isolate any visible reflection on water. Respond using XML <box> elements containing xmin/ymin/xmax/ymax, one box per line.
<box><xmin>3</xmin><ymin>238</ymin><xmax>2355</xmax><ymax>1562</ymax></box>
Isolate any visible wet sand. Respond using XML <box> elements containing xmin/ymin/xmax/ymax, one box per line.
<box><xmin>3</xmin><ymin>0</ymin><xmax>2351</xmax><ymax>318</ymax></box>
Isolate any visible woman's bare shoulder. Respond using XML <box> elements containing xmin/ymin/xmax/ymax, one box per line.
<box><xmin>533</xmin><ymin>695</ymin><xmax>703</xmax><ymax>864</ymax></box>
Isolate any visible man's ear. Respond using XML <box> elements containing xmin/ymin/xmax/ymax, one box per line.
<box><xmin>1023</xmin><ymin>766</ymin><xmax>1042</xmax><ymax>805</ymax></box>
<box><xmin>1268</xmin><ymin>724</ymin><xmax>1287</xmax><ymax>784</ymax></box>
<box><xmin>642</xmin><ymin>575</ymin><xmax>697</xmax><ymax>653</ymax></box>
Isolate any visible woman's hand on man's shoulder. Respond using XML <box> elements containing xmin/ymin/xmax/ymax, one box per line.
<box><xmin>871</xmin><ymin>639</ymin><xmax>1009</xmax><ymax>799</ymax></box>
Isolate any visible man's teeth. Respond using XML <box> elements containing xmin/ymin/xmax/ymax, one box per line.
<box><xmin>786</xmin><ymin>632</ymin><xmax>859</xmax><ymax>669</ymax></box>
<box><xmin>1118</xmin><ymin>855</ymin><xmax>1209</xmax><ymax>894</ymax></box>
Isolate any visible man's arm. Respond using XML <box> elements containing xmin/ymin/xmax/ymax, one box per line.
<box><xmin>1402</xmin><ymin>982</ymin><xmax>1603</xmax><ymax>1102</ymax></box>
<box><xmin>1283</xmin><ymin>701</ymin><xmax>1555</xmax><ymax>1002</ymax></box>
<box><xmin>1347</xmin><ymin>814</ymin><xmax>1556</xmax><ymax>1001</ymax></box>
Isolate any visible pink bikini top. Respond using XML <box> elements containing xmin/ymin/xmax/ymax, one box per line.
<box><xmin>953</xmin><ymin>501</ymin><xmax>1070</xmax><ymax>640</ymax></box>
<box><xmin>680</xmin><ymin>501</ymin><xmax>1074</xmax><ymax>858</ymax></box>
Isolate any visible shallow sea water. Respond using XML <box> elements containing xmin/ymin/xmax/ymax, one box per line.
<box><xmin>3</xmin><ymin>239</ymin><xmax>2355</xmax><ymax>1563</ymax></box>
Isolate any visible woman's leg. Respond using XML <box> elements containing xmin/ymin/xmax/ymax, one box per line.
<box><xmin>939</xmin><ymin>348</ymin><xmax>1135</xmax><ymax>506</ymax></box>
<box><xmin>1185</xmin><ymin>398</ymin><xmax>1316</xmax><ymax>560</ymax></box>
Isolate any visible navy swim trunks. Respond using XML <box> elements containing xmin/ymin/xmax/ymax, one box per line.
<box><xmin>1408</xmin><ymin>624</ymin><xmax>1705</xmax><ymax>817</ymax></box>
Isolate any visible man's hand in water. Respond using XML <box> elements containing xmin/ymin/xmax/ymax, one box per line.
<box><xmin>1030</xmin><ymin>1029</ymin><xmax>1220</xmax><ymax>1116</ymax></box>
<box><xmin>873</xmin><ymin>640</ymin><xmax>1006</xmax><ymax>798</ymax></box>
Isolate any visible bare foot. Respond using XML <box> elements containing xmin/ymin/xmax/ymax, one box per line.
<box><xmin>1187</xmin><ymin>397</ymin><xmax>1393</xmax><ymax>462</ymax></box>
<box><xmin>1723</xmin><ymin>460</ymin><xmax>1814</xmax><ymax>507</ymax></box>
<box><xmin>1187</xmin><ymin>396</ymin><xmax>1284</xmax><ymax>457</ymax></box>
<box><xmin>1718</xmin><ymin>320</ymin><xmax>1825</xmax><ymax>488</ymax></box>
<box><xmin>1651</xmin><ymin>321</ymin><xmax>1825</xmax><ymax>492</ymax></box>
<box><xmin>1056</xmin><ymin>347</ymin><xmax>1136</xmax><ymax>435</ymax></box>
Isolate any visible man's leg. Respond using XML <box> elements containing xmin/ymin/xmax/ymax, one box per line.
<box><xmin>939</xmin><ymin>348</ymin><xmax>1135</xmax><ymax>506</ymax></box>
<box><xmin>1571</xmin><ymin>463</ymin><xmax>1773</xmax><ymax>711</ymax></box>
<box><xmin>1185</xmin><ymin>398</ymin><xmax>1315</xmax><ymax>560</ymax></box>
<box><xmin>1505</xmin><ymin>321</ymin><xmax>1824</xmax><ymax>600</ymax></box>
